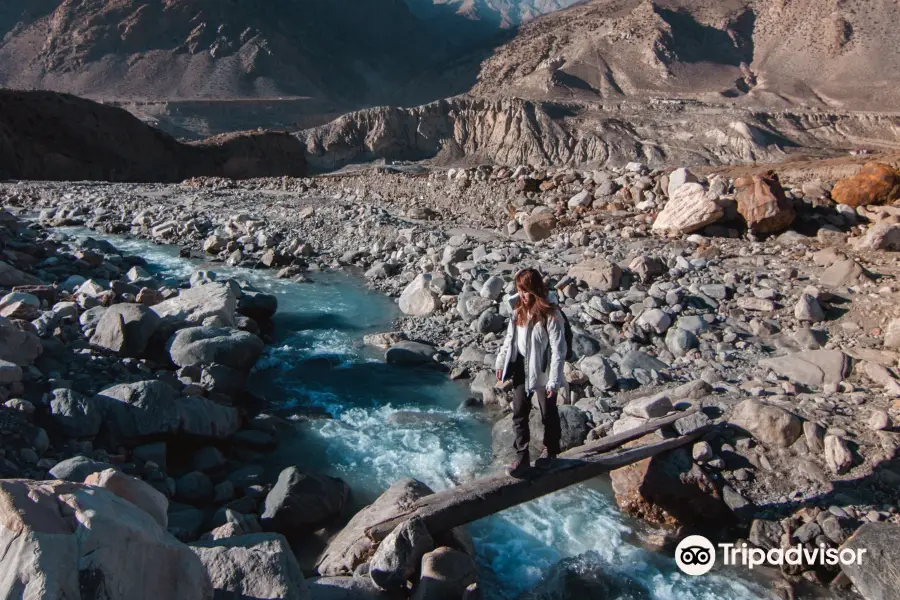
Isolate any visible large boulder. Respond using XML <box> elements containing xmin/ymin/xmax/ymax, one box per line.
<box><xmin>0</xmin><ymin>479</ymin><xmax>212</xmax><ymax>600</ymax></box>
<box><xmin>399</xmin><ymin>275</ymin><xmax>441</xmax><ymax>317</ymax></box>
<box><xmin>151</xmin><ymin>282</ymin><xmax>237</xmax><ymax>326</ymax></box>
<box><xmin>854</xmin><ymin>221</ymin><xmax>900</xmax><ymax>251</ymax></box>
<box><xmin>609</xmin><ymin>436</ymin><xmax>732</xmax><ymax>529</ymax></box>
<box><xmin>831</xmin><ymin>162</ymin><xmax>900</xmax><ymax>208</ymax></box>
<box><xmin>191</xmin><ymin>533</ymin><xmax>309</xmax><ymax>600</ymax></box>
<box><xmin>261</xmin><ymin>467</ymin><xmax>349</xmax><ymax>537</ymax></box>
<box><xmin>370</xmin><ymin>517</ymin><xmax>434</xmax><ymax>591</ymax></box>
<box><xmin>98</xmin><ymin>380</ymin><xmax>240</xmax><ymax>443</ymax></box>
<box><xmin>0</xmin><ymin>261</ymin><xmax>41</xmax><ymax>287</ymax></box>
<box><xmin>411</xmin><ymin>547</ymin><xmax>477</xmax><ymax>600</ymax></box>
<box><xmin>85</xmin><ymin>468</ymin><xmax>168</xmax><ymax>528</ymax></box>
<box><xmin>728</xmin><ymin>399</ymin><xmax>803</xmax><ymax>448</ymax></box>
<box><xmin>651</xmin><ymin>183</ymin><xmax>723</xmax><ymax>234</ymax></box>
<box><xmin>0</xmin><ymin>316</ymin><xmax>42</xmax><ymax>366</ymax></box>
<box><xmin>578</xmin><ymin>355</ymin><xmax>617</xmax><ymax>390</ymax></box>
<box><xmin>492</xmin><ymin>405</ymin><xmax>589</xmax><ymax>464</ymax></box>
<box><xmin>839</xmin><ymin>523</ymin><xmax>900</xmax><ymax>600</ymax></box>
<box><xmin>819</xmin><ymin>258</ymin><xmax>873</xmax><ymax>288</ymax></box>
<box><xmin>237</xmin><ymin>289</ymin><xmax>279</xmax><ymax>321</ymax></box>
<box><xmin>667</xmin><ymin>167</ymin><xmax>699</xmax><ymax>199</ymax></box>
<box><xmin>385</xmin><ymin>341</ymin><xmax>437</xmax><ymax>366</ymax></box>
<box><xmin>90</xmin><ymin>303</ymin><xmax>161</xmax><ymax>357</ymax></box>
<box><xmin>518</xmin><ymin>552</ymin><xmax>649</xmax><ymax>600</ymax></box>
<box><xmin>48</xmin><ymin>455</ymin><xmax>115</xmax><ymax>482</ymax></box>
<box><xmin>316</xmin><ymin>479</ymin><xmax>432</xmax><ymax>576</ymax></box>
<box><xmin>759</xmin><ymin>349</ymin><xmax>849</xmax><ymax>389</ymax></box>
<box><xmin>49</xmin><ymin>388</ymin><xmax>106</xmax><ymax>438</ymax></box>
<box><xmin>568</xmin><ymin>259</ymin><xmax>622</xmax><ymax>292</ymax></box>
<box><xmin>167</xmin><ymin>326</ymin><xmax>265</xmax><ymax>370</ymax></box>
<box><xmin>523</xmin><ymin>212</ymin><xmax>556</xmax><ymax>242</ymax></box>
<box><xmin>733</xmin><ymin>172</ymin><xmax>795</xmax><ymax>234</ymax></box>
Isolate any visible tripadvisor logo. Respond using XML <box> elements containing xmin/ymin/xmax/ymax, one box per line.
<box><xmin>675</xmin><ymin>535</ymin><xmax>868</xmax><ymax>576</ymax></box>
<box><xmin>676</xmin><ymin>535</ymin><xmax>716</xmax><ymax>576</ymax></box>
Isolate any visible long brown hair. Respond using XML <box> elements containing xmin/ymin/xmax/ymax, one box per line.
<box><xmin>515</xmin><ymin>268</ymin><xmax>556</xmax><ymax>326</ymax></box>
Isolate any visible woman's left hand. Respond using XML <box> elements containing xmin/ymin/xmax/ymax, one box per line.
<box><xmin>545</xmin><ymin>386</ymin><xmax>556</xmax><ymax>398</ymax></box>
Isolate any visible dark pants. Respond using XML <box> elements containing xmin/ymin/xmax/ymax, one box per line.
<box><xmin>510</xmin><ymin>357</ymin><xmax>561</xmax><ymax>460</ymax></box>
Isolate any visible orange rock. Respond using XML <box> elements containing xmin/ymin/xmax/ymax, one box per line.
<box><xmin>734</xmin><ymin>171</ymin><xmax>795</xmax><ymax>233</ymax></box>
<box><xmin>831</xmin><ymin>162</ymin><xmax>900</xmax><ymax>208</ymax></box>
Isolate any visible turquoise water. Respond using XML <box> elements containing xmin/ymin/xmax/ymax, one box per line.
<box><xmin>62</xmin><ymin>231</ymin><xmax>773</xmax><ymax>600</ymax></box>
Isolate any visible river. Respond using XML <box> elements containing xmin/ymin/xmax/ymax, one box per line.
<box><xmin>62</xmin><ymin>229</ymin><xmax>772</xmax><ymax>600</ymax></box>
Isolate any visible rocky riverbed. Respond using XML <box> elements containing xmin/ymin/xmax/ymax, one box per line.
<box><xmin>2</xmin><ymin>158</ymin><xmax>900</xmax><ymax>599</ymax></box>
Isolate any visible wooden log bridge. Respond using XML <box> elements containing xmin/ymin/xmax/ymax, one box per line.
<box><xmin>365</xmin><ymin>408</ymin><xmax>706</xmax><ymax>542</ymax></box>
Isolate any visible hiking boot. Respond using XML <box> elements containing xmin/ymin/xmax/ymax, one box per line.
<box><xmin>505</xmin><ymin>455</ymin><xmax>530</xmax><ymax>478</ymax></box>
<box><xmin>534</xmin><ymin>448</ymin><xmax>557</xmax><ymax>470</ymax></box>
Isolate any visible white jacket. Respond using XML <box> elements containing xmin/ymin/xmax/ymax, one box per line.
<box><xmin>495</xmin><ymin>308</ymin><xmax>567</xmax><ymax>392</ymax></box>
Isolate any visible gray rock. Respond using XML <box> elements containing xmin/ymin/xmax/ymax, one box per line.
<box><xmin>49</xmin><ymin>456</ymin><xmax>116</xmax><ymax>482</ymax></box>
<box><xmin>665</xmin><ymin>328</ymin><xmax>698</xmax><ymax>357</ymax></box>
<box><xmin>411</xmin><ymin>547</ymin><xmax>477</xmax><ymax>600</ymax></box>
<box><xmin>623</xmin><ymin>395</ymin><xmax>673</xmax><ymax>419</ymax></box>
<box><xmin>0</xmin><ymin>261</ymin><xmax>41</xmax><ymax>287</ymax></box>
<box><xmin>262</xmin><ymin>467</ymin><xmax>349</xmax><ymax>536</ymax></box>
<box><xmin>49</xmin><ymin>388</ymin><xmax>107</xmax><ymax>438</ymax></box>
<box><xmin>568</xmin><ymin>259</ymin><xmax>622</xmax><ymax>292</ymax></box>
<box><xmin>567</xmin><ymin>189</ymin><xmax>592</xmax><ymax>209</ymax></box>
<box><xmin>0</xmin><ymin>316</ymin><xmax>42</xmax><ymax>366</ymax></box>
<box><xmin>578</xmin><ymin>355</ymin><xmax>617</xmax><ymax>390</ymax></box>
<box><xmin>176</xmin><ymin>471</ymin><xmax>214</xmax><ymax>504</ymax></box>
<box><xmin>151</xmin><ymin>282</ymin><xmax>237</xmax><ymax>326</ymax></box>
<box><xmin>237</xmin><ymin>289</ymin><xmax>279</xmax><ymax>321</ymax></box>
<box><xmin>675</xmin><ymin>315</ymin><xmax>710</xmax><ymax>334</ymax></box>
<box><xmin>819</xmin><ymin>259</ymin><xmax>872</xmax><ymax>288</ymax></box>
<box><xmin>0</xmin><ymin>359</ymin><xmax>23</xmax><ymax>384</ymax></box>
<box><xmin>673</xmin><ymin>410</ymin><xmax>711</xmax><ymax>436</ymax></box>
<box><xmin>749</xmin><ymin>519</ymin><xmax>782</xmax><ymax>550</ymax></box>
<box><xmin>729</xmin><ymin>399</ymin><xmax>802</xmax><ymax>448</ymax></box>
<box><xmin>191</xmin><ymin>533</ymin><xmax>309</xmax><ymax>600</ymax></box>
<box><xmin>0</xmin><ymin>479</ymin><xmax>212</xmax><ymax>600</ymax></box>
<box><xmin>399</xmin><ymin>274</ymin><xmax>441</xmax><ymax>317</ymax></box>
<box><xmin>759</xmin><ymin>349</ymin><xmax>849</xmax><ymax>388</ymax></box>
<box><xmin>370</xmin><ymin>518</ymin><xmax>434</xmax><ymax>591</ymax></box>
<box><xmin>637</xmin><ymin>309</ymin><xmax>671</xmax><ymax>334</ymax></box>
<box><xmin>99</xmin><ymin>380</ymin><xmax>240</xmax><ymax>442</ymax></box>
<box><xmin>317</xmin><ymin>479</ymin><xmax>433</xmax><ymax>577</ymax></box>
<box><xmin>824</xmin><ymin>435</ymin><xmax>853</xmax><ymax>474</ymax></box>
<box><xmin>476</xmin><ymin>309</ymin><xmax>505</xmax><ymax>334</ymax></box>
<box><xmin>480</xmin><ymin>276</ymin><xmax>505</xmax><ymax>301</ymax></box>
<box><xmin>619</xmin><ymin>351</ymin><xmax>668</xmax><ymax>375</ymax></box>
<box><xmin>385</xmin><ymin>341</ymin><xmax>437</xmax><ymax>366</ymax></box>
<box><xmin>90</xmin><ymin>303</ymin><xmax>161</xmax><ymax>357</ymax></box>
<box><xmin>840</xmin><ymin>523</ymin><xmax>900</xmax><ymax>600</ymax></box>
<box><xmin>79</xmin><ymin>305</ymin><xmax>107</xmax><ymax>329</ymax></box>
<box><xmin>692</xmin><ymin>441</ymin><xmax>713</xmax><ymax>461</ymax></box>
<box><xmin>167</xmin><ymin>326</ymin><xmax>265</xmax><ymax>370</ymax></box>
<box><xmin>794</xmin><ymin>295</ymin><xmax>825</xmax><ymax>323</ymax></box>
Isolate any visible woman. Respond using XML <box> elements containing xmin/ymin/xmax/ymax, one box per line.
<box><xmin>495</xmin><ymin>268</ymin><xmax>566</xmax><ymax>477</ymax></box>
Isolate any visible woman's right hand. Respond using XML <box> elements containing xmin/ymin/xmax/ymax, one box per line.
<box><xmin>496</xmin><ymin>369</ymin><xmax>503</xmax><ymax>382</ymax></box>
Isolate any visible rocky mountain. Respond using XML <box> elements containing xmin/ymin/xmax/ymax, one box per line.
<box><xmin>298</xmin><ymin>0</ymin><xmax>900</xmax><ymax>170</ymax></box>
<box><xmin>0</xmin><ymin>0</ymin><xmax>451</xmax><ymax>104</ymax></box>
<box><xmin>298</xmin><ymin>97</ymin><xmax>900</xmax><ymax>172</ymax></box>
<box><xmin>0</xmin><ymin>90</ymin><xmax>307</xmax><ymax>181</ymax></box>
<box><xmin>464</xmin><ymin>0</ymin><xmax>900</xmax><ymax>110</ymax></box>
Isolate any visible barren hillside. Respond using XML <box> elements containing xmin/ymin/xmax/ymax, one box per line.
<box><xmin>465</xmin><ymin>0</ymin><xmax>900</xmax><ymax>110</ymax></box>
<box><xmin>0</xmin><ymin>0</ymin><xmax>448</xmax><ymax>103</ymax></box>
